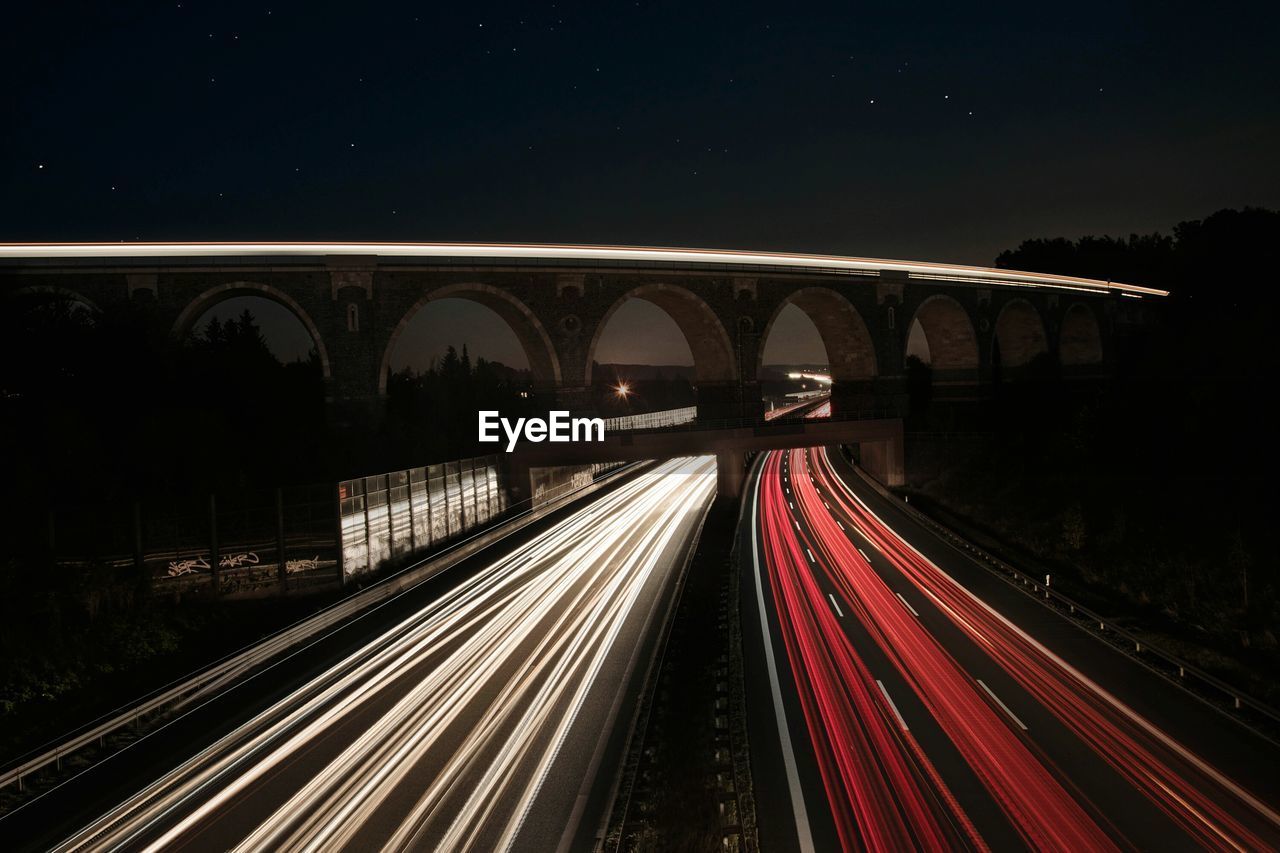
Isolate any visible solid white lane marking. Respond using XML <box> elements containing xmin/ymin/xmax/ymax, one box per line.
<box><xmin>750</xmin><ymin>461</ymin><xmax>817</xmax><ymax>853</ymax></box>
<box><xmin>877</xmin><ymin>680</ymin><xmax>909</xmax><ymax>731</ymax></box>
<box><xmin>895</xmin><ymin>592</ymin><xmax>919</xmax><ymax>617</ymax></box>
<box><xmin>828</xmin><ymin>594</ymin><xmax>844</xmax><ymax>618</ymax></box>
<box><xmin>977</xmin><ymin>679</ymin><xmax>1028</xmax><ymax>731</ymax></box>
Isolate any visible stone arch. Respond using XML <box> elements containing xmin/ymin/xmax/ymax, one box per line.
<box><xmin>172</xmin><ymin>281</ymin><xmax>332</xmax><ymax>380</ymax></box>
<box><xmin>587</xmin><ymin>283</ymin><xmax>737</xmax><ymax>384</ymax></box>
<box><xmin>757</xmin><ymin>287</ymin><xmax>877</xmax><ymax>381</ymax></box>
<box><xmin>7</xmin><ymin>285</ymin><xmax>101</xmax><ymax>314</ymax></box>
<box><xmin>379</xmin><ymin>282</ymin><xmax>561</xmax><ymax>394</ymax></box>
<box><xmin>993</xmin><ymin>297</ymin><xmax>1049</xmax><ymax>368</ymax></box>
<box><xmin>1059</xmin><ymin>302</ymin><xmax>1103</xmax><ymax>366</ymax></box>
<box><xmin>906</xmin><ymin>294</ymin><xmax>979</xmax><ymax>372</ymax></box>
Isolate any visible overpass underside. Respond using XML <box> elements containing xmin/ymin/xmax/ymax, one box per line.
<box><xmin>508</xmin><ymin>417</ymin><xmax>905</xmax><ymax>500</ymax></box>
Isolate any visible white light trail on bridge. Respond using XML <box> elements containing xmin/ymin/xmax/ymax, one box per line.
<box><xmin>0</xmin><ymin>242</ymin><xmax>1169</xmax><ymax>297</ymax></box>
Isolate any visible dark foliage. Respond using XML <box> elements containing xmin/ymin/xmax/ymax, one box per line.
<box><xmin>382</xmin><ymin>345</ymin><xmax>536</xmax><ymax>466</ymax></box>
<box><xmin>918</xmin><ymin>207</ymin><xmax>1280</xmax><ymax>677</ymax></box>
<box><xmin>0</xmin><ymin>303</ymin><xmax>329</xmax><ymax>739</ymax></box>
<box><xmin>0</xmin><ymin>300</ymin><xmax>328</xmax><ymax>510</ymax></box>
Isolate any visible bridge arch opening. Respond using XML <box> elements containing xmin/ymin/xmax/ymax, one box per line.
<box><xmin>905</xmin><ymin>295</ymin><xmax>979</xmax><ymax>376</ymax></box>
<box><xmin>759</xmin><ymin>288</ymin><xmax>876</xmax><ymax>381</ymax></box>
<box><xmin>1059</xmin><ymin>302</ymin><xmax>1103</xmax><ymax>366</ymax></box>
<box><xmin>588</xmin><ymin>284</ymin><xmax>736</xmax><ymax>385</ymax></box>
<box><xmin>380</xmin><ymin>284</ymin><xmax>560</xmax><ymax>394</ymax></box>
<box><xmin>188</xmin><ymin>295</ymin><xmax>322</xmax><ymax>366</ymax></box>
<box><xmin>174</xmin><ymin>282</ymin><xmax>331</xmax><ymax>380</ymax></box>
<box><xmin>759</xmin><ymin>288</ymin><xmax>876</xmax><ymax>416</ymax></box>
<box><xmin>992</xmin><ymin>298</ymin><xmax>1049</xmax><ymax>373</ymax></box>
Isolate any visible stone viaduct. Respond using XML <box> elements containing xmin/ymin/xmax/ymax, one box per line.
<box><xmin>0</xmin><ymin>243</ymin><xmax>1164</xmax><ymax>426</ymax></box>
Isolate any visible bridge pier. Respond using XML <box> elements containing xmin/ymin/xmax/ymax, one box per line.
<box><xmin>552</xmin><ymin>384</ymin><xmax>595</xmax><ymax>415</ymax></box>
<box><xmin>716</xmin><ymin>450</ymin><xmax>747</xmax><ymax>500</ymax></box>
<box><xmin>857</xmin><ymin>422</ymin><xmax>905</xmax><ymax>487</ymax></box>
<box><xmin>830</xmin><ymin>378</ymin><xmax>903</xmax><ymax>419</ymax></box>
<box><xmin>696</xmin><ymin>381</ymin><xmax>763</xmax><ymax>423</ymax></box>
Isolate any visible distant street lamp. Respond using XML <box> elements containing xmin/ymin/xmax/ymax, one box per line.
<box><xmin>614</xmin><ymin>382</ymin><xmax>631</xmax><ymax>398</ymax></box>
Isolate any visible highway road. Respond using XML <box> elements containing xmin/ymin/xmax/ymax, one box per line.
<box><xmin>742</xmin><ymin>446</ymin><xmax>1280</xmax><ymax>852</ymax></box>
<box><xmin>4</xmin><ymin>456</ymin><xmax>715</xmax><ymax>852</ymax></box>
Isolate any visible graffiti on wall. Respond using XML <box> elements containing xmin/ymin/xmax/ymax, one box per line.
<box><xmin>167</xmin><ymin>556</ymin><xmax>209</xmax><ymax>577</ymax></box>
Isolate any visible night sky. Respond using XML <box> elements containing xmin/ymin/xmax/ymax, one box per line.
<box><xmin>6</xmin><ymin>1</ymin><xmax>1278</xmax><ymax>366</ymax></box>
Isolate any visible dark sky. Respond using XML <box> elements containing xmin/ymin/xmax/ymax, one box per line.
<box><xmin>5</xmin><ymin>1</ymin><xmax>1278</xmax><ymax>365</ymax></box>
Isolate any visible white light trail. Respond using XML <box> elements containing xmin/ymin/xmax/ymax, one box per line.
<box><xmin>0</xmin><ymin>242</ymin><xmax>1168</xmax><ymax>296</ymax></box>
<box><xmin>53</xmin><ymin>457</ymin><xmax>716</xmax><ymax>853</ymax></box>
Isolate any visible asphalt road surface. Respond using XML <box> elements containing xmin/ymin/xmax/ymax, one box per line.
<box><xmin>3</xmin><ymin>456</ymin><xmax>715</xmax><ymax>852</ymax></box>
<box><xmin>743</xmin><ymin>446</ymin><xmax>1280</xmax><ymax>852</ymax></box>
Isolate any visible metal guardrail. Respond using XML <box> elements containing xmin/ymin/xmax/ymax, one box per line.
<box><xmin>844</xmin><ymin>461</ymin><xmax>1280</xmax><ymax>735</ymax></box>
<box><xmin>0</xmin><ymin>462</ymin><xmax>646</xmax><ymax>796</ymax></box>
<box><xmin>607</xmin><ymin>405</ymin><xmax>899</xmax><ymax>436</ymax></box>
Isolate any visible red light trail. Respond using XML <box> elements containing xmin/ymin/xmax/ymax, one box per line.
<box><xmin>751</xmin><ymin>446</ymin><xmax>1280</xmax><ymax>851</ymax></box>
